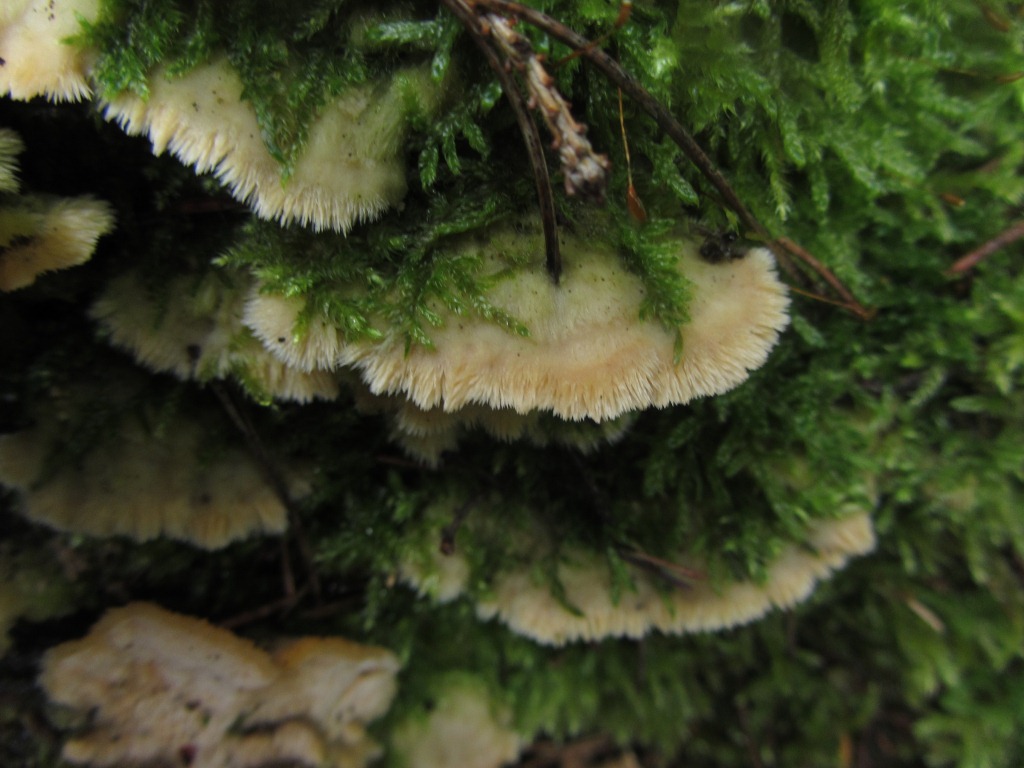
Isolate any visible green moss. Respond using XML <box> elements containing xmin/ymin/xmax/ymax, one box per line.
<box><xmin>4</xmin><ymin>1</ymin><xmax>1024</xmax><ymax>766</ymax></box>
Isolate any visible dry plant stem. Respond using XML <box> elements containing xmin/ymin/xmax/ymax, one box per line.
<box><xmin>483</xmin><ymin>13</ymin><xmax>611</xmax><ymax>202</ymax></box>
<box><xmin>470</xmin><ymin>1</ymin><xmax>762</xmax><ymax>233</ymax></box>
<box><xmin>776</xmin><ymin>236</ymin><xmax>874</xmax><ymax>319</ymax></box>
<box><xmin>736</xmin><ymin>703</ymin><xmax>766</xmax><ymax>768</ymax></box>
<box><xmin>519</xmin><ymin>734</ymin><xmax>615</xmax><ymax>768</ymax></box>
<box><xmin>945</xmin><ymin>219</ymin><xmax>1024</xmax><ymax>275</ymax></box>
<box><xmin>210</xmin><ymin>382</ymin><xmax>322</xmax><ymax>599</ymax></box>
<box><xmin>473</xmin><ymin>0</ymin><xmax>875</xmax><ymax>317</ymax></box>
<box><xmin>281</xmin><ymin>538</ymin><xmax>296</xmax><ymax>598</ymax></box>
<box><xmin>440</xmin><ymin>0</ymin><xmax>562</xmax><ymax>283</ymax></box>
<box><xmin>618</xmin><ymin>547</ymin><xmax>704</xmax><ymax>589</ymax></box>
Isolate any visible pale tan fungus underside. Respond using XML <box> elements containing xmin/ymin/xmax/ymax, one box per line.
<box><xmin>39</xmin><ymin>603</ymin><xmax>399</xmax><ymax>768</ymax></box>
<box><xmin>391</xmin><ymin>678</ymin><xmax>524</xmax><ymax>768</ymax></box>
<box><xmin>101</xmin><ymin>58</ymin><xmax>425</xmax><ymax>232</ymax></box>
<box><xmin>0</xmin><ymin>415</ymin><xmax>293</xmax><ymax>549</ymax></box>
<box><xmin>91</xmin><ymin>270</ymin><xmax>339</xmax><ymax>403</ymax></box>
<box><xmin>338</xmin><ymin>237</ymin><xmax>790</xmax><ymax>422</ymax></box>
<box><xmin>0</xmin><ymin>0</ymin><xmax>99</xmax><ymax>102</ymax></box>
<box><xmin>0</xmin><ymin>196</ymin><xmax>115</xmax><ymax>291</ymax></box>
<box><xmin>402</xmin><ymin>511</ymin><xmax>874</xmax><ymax>645</ymax></box>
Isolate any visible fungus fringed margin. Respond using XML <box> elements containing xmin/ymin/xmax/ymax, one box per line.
<box><xmin>101</xmin><ymin>58</ymin><xmax>441</xmax><ymax>232</ymax></box>
<box><xmin>0</xmin><ymin>0</ymin><xmax>99</xmax><ymax>102</ymax></box>
<box><xmin>400</xmin><ymin>497</ymin><xmax>875</xmax><ymax>645</ymax></box>
<box><xmin>0</xmin><ymin>408</ymin><xmax>303</xmax><ymax>549</ymax></box>
<box><xmin>91</xmin><ymin>269</ymin><xmax>339</xmax><ymax>403</ymax></box>
<box><xmin>345</xmin><ymin>376</ymin><xmax>636</xmax><ymax>466</ymax></box>
<box><xmin>474</xmin><ymin>513</ymin><xmax>876</xmax><ymax>645</ymax></box>
<box><xmin>331</xmin><ymin>224</ymin><xmax>789</xmax><ymax>421</ymax></box>
<box><xmin>39</xmin><ymin>602</ymin><xmax>399</xmax><ymax>768</ymax></box>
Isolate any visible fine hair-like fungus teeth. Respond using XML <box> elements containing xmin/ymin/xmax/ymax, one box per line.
<box><xmin>329</xmin><ymin>225</ymin><xmax>790</xmax><ymax>422</ymax></box>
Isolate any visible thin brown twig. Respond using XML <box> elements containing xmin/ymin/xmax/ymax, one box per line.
<box><xmin>736</xmin><ymin>702</ymin><xmax>766</xmax><ymax>768</ymax></box>
<box><xmin>440</xmin><ymin>0</ymin><xmax>562</xmax><ymax>282</ymax></box>
<box><xmin>776</xmin><ymin>236</ymin><xmax>874</xmax><ymax>319</ymax></box>
<box><xmin>945</xmin><ymin>219</ymin><xmax>1024</xmax><ymax>276</ymax></box>
<box><xmin>219</xmin><ymin>584</ymin><xmax>311</xmax><ymax>630</ymax></box>
<box><xmin>440</xmin><ymin>496</ymin><xmax>477</xmax><ymax>555</ymax></box>
<box><xmin>618</xmin><ymin>547</ymin><xmax>704</xmax><ymax>589</ymax></box>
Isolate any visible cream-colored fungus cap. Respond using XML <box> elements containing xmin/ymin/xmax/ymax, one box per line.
<box><xmin>0</xmin><ymin>196</ymin><xmax>115</xmax><ymax>291</ymax></box>
<box><xmin>244</xmin><ymin>285</ymin><xmax>347</xmax><ymax>372</ymax></box>
<box><xmin>0</xmin><ymin>0</ymin><xmax>99</xmax><ymax>101</ymax></box>
<box><xmin>338</xmin><ymin>227</ymin><xmax>790</xmax><ymax>422</ymax></box>
<box><xmin>400</xmin><ymin>498</ymin><xmax>875</xmax><ymax>645</ymax></box>
<box><xmin>101</xmin><ymin>58</ymin><xmax>437</xmax><ymax>232</ymax></box>
<box><xmin>0</xmin><ymin>412</ymin><xmax>296</xmax><ymax>549</ymax></box>
<box><xmin>91</xmin><ymin>270</ymin><xmax>339</xmax><ymax>403</ymax></box>
<box><xmin>39</xmin><ymin>603</ymin><xmax>399</xmax><ymax>768</ymax></box>
<box><xmin>390</xmin><ymin>676</ymin><xmax>524</xmax><ymax>768</ymax></box>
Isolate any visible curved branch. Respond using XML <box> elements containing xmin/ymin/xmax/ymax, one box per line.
<box><xmin>439</xmin><ymin>0</ymin><xmax>562</xmax><ymax>283</ymax></box>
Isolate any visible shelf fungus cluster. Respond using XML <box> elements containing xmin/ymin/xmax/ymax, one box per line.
<box><xmin>91</xmin><ymin>267</ymin><xmax>340</xmax><ymax>403</ymax></box>
<box><xmin>39</xmin><ymin>603</ymin><xmax>399</xmax><ymax>768</ymax></box>
<box><xmin>0</xmin><ymin>3</ymin><xmax>885</xmax><ymax>766</ymax></box>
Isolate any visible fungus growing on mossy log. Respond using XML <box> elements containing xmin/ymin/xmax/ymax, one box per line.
<box><xmin>0</xmin><ymin>409</ymin><xmax>302</xmax><ymax>549</ymax></box>
<box><xmin>0</xmin><ymin>128</ymin><xmax>115</xmax><ymax>291</ymax></box>
<box><xmin>91</xmin><ymin>268</ymin><xmax>339</xmax><ymax>403</ymax></box>
<box><xmin>40</xmin><ymin>602</ymin><xmax>399</xmax><ymax>768</ymax></box>
<box><xmin>400</xmin><ymin>496</ymin><xmax>875</xmax><ymax>645</ymax></box>
<box><xmin>244</xmin><ymin>223</ymin><xmax>789</xmax><ymax>421</ymax></box>
<box><xmin>390</xmin><ymin>675</ymin><xmax>525</xmax><ymax>768</ymax></box>
<box><xmin>337</xmin><ymin>228</ymin><xmax>789</xmax><ymax>421</ymax></box>
<box><xmin>101</xmin><ymin>58</ymin><xmax>442</xmax><ymax>232</ymax></box>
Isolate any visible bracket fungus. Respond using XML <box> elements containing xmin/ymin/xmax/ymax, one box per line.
<box><xmin>331</xmin><ymin>224</ymin><xmax>789</xmax><ymax>421</ymax></box>
<box><xmin>390</xmin><ymin>676</ymin><xmax>525</xmax><ymax>768</ymax></box>
<box><xmin>0</xmin><ymin>0</ymin><xmax>99</xmax><ymax>102</ymax></box>
<box><xmin>474</xmin><ymin>513</ymin><xmax>876</xmax><ymax>644</ymax></box>
<box><xmin>400</xmin><ymin>498</ymin><xmax>875</xmax><ymax>645</ymax></box>
<box><xmin>0</xmin><ymin>408</ymin><xmax>302</xmax><ymax>549</ymax></box>
<box><xmin>101</xmin><ymin>59</ymin><xmax>441</xmax><ymax>232</ymax></box>
<box><xmin>39</xmin><ymin>602</ymin><xmax>399</xmax><ymax>768</ymax></box>
<box><xmin>92</xmin><ymin>269</ymin><xmax>339</xmax><ymax>403</ymax></box>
